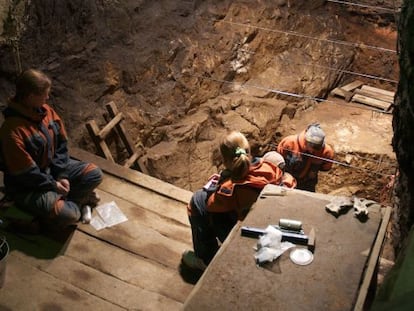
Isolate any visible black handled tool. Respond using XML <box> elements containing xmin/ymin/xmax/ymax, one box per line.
<box><xmin>241</xmin><ymin>226</ymin><xmax>316</xmax><ymax>252</ymax></box>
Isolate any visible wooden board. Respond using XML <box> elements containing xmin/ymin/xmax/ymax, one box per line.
<box><xmin>351</xmin><ymin>94</ymin><xmax>392</xmax><ymax>111</ymax></box>
<box><xmin>64</xmin><ymin>231</ymin><xmax>193</xmax><ymax>303</ymax></box>
<box><xmin>330</xmin><ymin>87</ymin><xmax>353</xmax><ymax>101</ymax></box>
<box><xmin>330</xmin><ymin>81</ymin><xmax>363</xmax><ymax>101</ymax></box>
<box><xmin>184</xmin><ymin>188</ymin><xmax>385</xmax><ymax>311</ymax></box>
<box><xmin>13</xmin><ymin>251</ymin><xmax>182</xmax><ymax>311</ymax></box>
<box><xmin>354</xmin><ymin>88</ymin><xmax>394</xmax><ymax>104</ymax></box>
<box><xmin>341</xmin><ymin>80</ymin><xmax>364</xmax><ymax>92</ymax></box>
<box><xmin>360</xmin><ymin>85</ymin><xmax>395</xmax><ymax>98</ymax></box>
<box><xmin>97</xmin><ymin>174</ymin><xmax>189</xmax><ymax>226</ymax></box>
<box><xmin>0</xmin><ymin>253</ymin><xmax>125</xmax><ymax>311</ymax></box>
<box><xmin>76</xmin><ymin>184</ymin><xmax>192</xmax><ymax>266</ymax></box>
<box><xmin>70</xmin><ymin>147</ymin><xmax>192</xmax><ymax>204</ymax></box>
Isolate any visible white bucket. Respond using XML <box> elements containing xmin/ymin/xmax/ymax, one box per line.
<box><xmin>0</xmin><ymin>236</ymin><xmax>9</xmax><ymax>288</ymax></box>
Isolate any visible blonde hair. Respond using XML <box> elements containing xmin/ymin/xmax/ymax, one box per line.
<box><xmin>220</xmin><ymin>131</ymin><xmax>251</xmax><ymax>180</ymax></box>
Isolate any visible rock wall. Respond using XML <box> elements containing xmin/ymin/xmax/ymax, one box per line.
<box><xmin>0</xmin><ymin>1</ymin><xmax>399</xmax><ymax>192</ymax></box>
<box><xmin>392</xmin><ymin>0</ymin><xmax>414</xmax><ymax>254</ymax></box>
<box><xmin>0</xmin><ymin>0</ymin><xmax>359</xmax><ymax>189</ymax></box>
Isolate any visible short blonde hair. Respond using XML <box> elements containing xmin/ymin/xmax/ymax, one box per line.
<box><xmin>220</xmin><ymin>131</ymin><xmax>251</xmax><ymax>180</ymax></box>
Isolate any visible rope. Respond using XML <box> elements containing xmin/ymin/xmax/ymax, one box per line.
<box><xmin>327</xmin><ymin>0</ymin><xmax>400</xmax><ymax>13</ymax></box>
<box><xmin>187</xmin><ymin>73</ymin><xmax>393</xmax><ymax>115</ymax></box>
<box><xmin>289</xmin><ymin>61</ymin><xmax>398</xmax><ymax>84</ymax></box>
<box><xmin>215</xmin><ymin>19</ymin><xmax>397</xmax><ymax>54</ymax></box>
<box><xmin>236</xmin><ymin>47</ymin><xmax>398</xmax><ymax>84</ymax></box>
<box><xmin>273</xmin><ymin>144</ymin><xmax>396</xmax><ymax>177</ymax></box>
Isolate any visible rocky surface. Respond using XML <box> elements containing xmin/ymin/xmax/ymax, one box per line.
<box><xmin>0</xmin><ymin>0</ymin><xmax>400</xmax><ymax>195</ymax></box>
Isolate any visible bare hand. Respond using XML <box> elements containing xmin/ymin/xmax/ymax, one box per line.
<box><xmin>56</xmin><ymin>178</ymin><xmax>70</xmax><ymax>196</ymax></box>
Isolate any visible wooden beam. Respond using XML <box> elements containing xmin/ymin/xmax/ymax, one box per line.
<box><xmin>98</xmin><ymin>112</ymin><xmax>123</xmax><ymax>139</ymax></box>
<box><xmin>330</xmin><ymin>87</ymin><xmax>353</xmax><ymax>101</ymax></box>
<box><xmin>354</xmin><ymin>89</ymin><xmax>394</xmax><ymax>104</ymax></box>
<box><xmin>105</xmin><ymin>102</ymin><xmax>135</xmax><ymax>155</ymax></box>
<box><xmin>85</xmin><ymin>120</ymin><xmax>115</xmax><ymax>162</ymax></box>
<box><xmin>360</xmin><ymin>85</ymin><xmax>395</xmax><ymax>98</ymax></box>
<box><xmin>353</xmin><ymin>206</ymin><xmax>392</xmax><ymax>311</ymax></box>
<box><xmin>351</xmin><ymin>94</ymin><xmax>391</xmax><ymax>111</ymax></box>
<box><xmin>341</xmin><ymin>80</ymin><xmax>364</xmax><ymax>92</ymax></box>
<box><xmin>123</xmin><ymin>150</ymin><xmax>142</xmax><ymax>168</ymax></box>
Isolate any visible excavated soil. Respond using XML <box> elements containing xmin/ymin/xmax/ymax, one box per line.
<box><xmin>0</xmin><ymin>0</ymin><xmax>401</xmax><ymax>260</ymax></box>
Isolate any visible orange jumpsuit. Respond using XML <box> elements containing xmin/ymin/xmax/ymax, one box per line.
<box><xmin>277</xmin><ymin>130</ymin><xmax>334</xmax><ymax>191</ymax></box>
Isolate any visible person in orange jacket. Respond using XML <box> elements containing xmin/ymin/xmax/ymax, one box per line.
<box><xmin>182</xmin><ymin>131</ymin><xmax>291</xmax><ymax>271</ymax></box>
<box><xmin>0</xmin><ymin>69</ymin><xmax>103</xmax><ymax>230</ymax></box>
<box><xmin>277</xmin><ymin>123</ymin><xmax>334</xmax><ymax>192</ymax></box>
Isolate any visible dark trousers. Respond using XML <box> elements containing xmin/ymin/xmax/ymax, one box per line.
<box><xmin>189</xmin><ymin>189</ymin><xmax>237</xmax><ymax>264</ymax></box>
<box><xmin>14</xmin><ymin>159</ymin><xmax>103</xmax><ymax>226</ymax></box>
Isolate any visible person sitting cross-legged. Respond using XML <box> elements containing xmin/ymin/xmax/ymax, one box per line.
<box><xmin>0</xmin><ymin>68</ymin><xmax>103</xmax><ymax>232</ymax></box>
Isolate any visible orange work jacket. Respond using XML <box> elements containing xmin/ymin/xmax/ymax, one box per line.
<box><xmin>206</xmin><ymin>158</ymin><xmax>284</xmax><ymax>220</ymax></box>
<box><xmin>276</xmin><ymin>130</ymin><xmax>334</xmax><ymax>183</ymax></box>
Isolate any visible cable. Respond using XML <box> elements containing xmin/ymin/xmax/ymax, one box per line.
<box><xmin>274</xmin><ymin>145</ymin><xmax>396</xmax><ymax>177</ymax></box>
<box><xmin>289</xmin><ymin>61</ymin><xmax>398</xmax><ymax>84</ymax></box>
<box><xmin>215</xmin><ymin>19</ymin><xmax>397</xmax><ymax>54</ymax></box>
<box><xmin>327</xmin><ymin>0</ymin><xmax>400</xmax><ymax>13</ymax></box>
<box><xmin>335</xmin><ymin>150</ymin><xmax>397</xmax><ymax>167</ymax></box>
<box><xmin>236</xmin><ymin>47</ymin><xmax>398</xmax><ymax>84</ymax></box>
<box><xmin>186</xmin><ymin>73</ymin><xmax>393</xmax><ymax>115</ymax></box>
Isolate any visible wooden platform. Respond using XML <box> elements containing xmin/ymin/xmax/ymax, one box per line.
<box><xmin>0</xmin><ymin>148</ymin><xmax>194</xmax><ymax>310</ymax></box>
<box><xmin>183</xmin><ymin>185</ymin><xmax>391</xmax><ymax>311</ymax></box>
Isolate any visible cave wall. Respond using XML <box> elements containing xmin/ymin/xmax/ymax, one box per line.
<box><xmin>392</xmin><ymin>0</ymin><xmax>414</xmax><ymax>254</ymax></box>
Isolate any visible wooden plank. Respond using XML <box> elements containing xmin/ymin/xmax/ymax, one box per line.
<box><xmin>76</xmin><ymin>184</ymin><xmax>191</xmax><ymax>269</ymax></box>
<box><xmin>355</xmin><ymin>88</ymin><xmax>394</xmax><ymax>104</ymax></box>
<box><xmin>85</xmin><ymin>120</ymin><xmax>115</xmax><ymax>162</ymax></box>
<box><xmin>353</xmin><ymin>205</ymin><xmax>392</xmax><ymax>311</ymax></box>
<box><xmin>78</xmin><ymin>211</ymin><xmax>189</xmax><ymax>269</ymax></box>
<box><xmin>98</xmin><ymin>112</ymin><xmax>123</xmax><ymax>139</ymax></box>
<box><xmin>106</xmin><ymin>101</ymin><xmax>135</xmax><ymax>155</ymax></box>
<box><xmin>360</xmin><ymin>85</ymin><xmax>395</xmax><ymax>98</ymax></box>
<box><xmin>97</xmin><ymin>174</ymin><xmax>190</xmax><ymax>226</ymax></box>
<box><xmin>0</xmin><ymin>253</ymin><xmax>124</xmax><ymax>311</ymax></box>
<box><xmin>65</xmin><ymin>230</ymin><xmax>193</xmax><ymax>303</ymax></box>
<box><xmin>341</xmin><ymin>80</ymin><xmax>364</xmax><ymax>92</ymax></box>
<box><xmin>14</xmin><ymin>252</ymin><xmax>182</xmax><ymax>311</ymax></box>
<box><xmin>70</xmin><ymin>147</ymin><xmax>193</xmax><ymax>204</ymax></box>
<box><xmin>90</xmin><ymin>185</ymin><xmax>191</xmax><ymax>243</ymax></box>
<box><xmin>124</xmin><ymin>150</ymin><xmax>142</xmax><ymax>168</ymax></box>
<box><xmin>330</xmin><ymin>87</ymin><xmax>353</xmax><ymax>101</ymax></box>
<box><xmin>351</xmin><ymin>94</ymin><xmax>391</xmax><ymax>110</ymax></box>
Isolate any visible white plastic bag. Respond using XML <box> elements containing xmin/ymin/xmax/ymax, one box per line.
<box><xmin>90</xmin><ymin>201</ymin><xmax>128</xmax><ymax>230</ymax></box>
<box><xmin>254</xmin><ymin>225</ymin><xmax>295</xmax><ymax>264</ymax></box>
